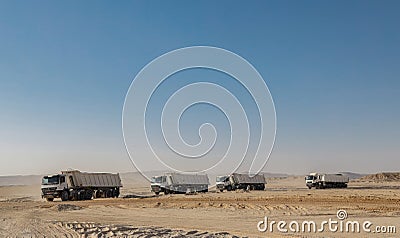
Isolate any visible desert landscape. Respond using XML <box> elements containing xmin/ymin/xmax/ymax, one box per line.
<box><xmin>0</xmin><ymin>172</ymin><xmax>399</xmax><ymax>237</ymax></box>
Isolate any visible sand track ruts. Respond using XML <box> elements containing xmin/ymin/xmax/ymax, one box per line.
<box><xmin>23</xmin><ymin>190</ymin><xmax>399</xmax><ymax>213</ymax></box>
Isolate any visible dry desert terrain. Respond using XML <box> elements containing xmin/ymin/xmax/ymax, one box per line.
<box><xmin>0</xmin><ymin>173</ymin><xmax>399</xmax><ymax>237</ymax></box>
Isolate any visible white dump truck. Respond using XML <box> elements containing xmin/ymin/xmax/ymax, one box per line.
<box><xmin>41</xmin><ymin>170</ymin><xmax>122</xmax><ymax>201</ymax></box>
<box><xmin>150</xmin><ymin>173</ymin><xmax>209</xmax><ymax>194</ymax></box>
<box><xmin>216</xmin><ymin>173</ymin><xmax>266</xmax><ymax>192</ymax></box>
<box><xmin>305</xmin><ymin>172</ymin><xmax>349</xmax><ymax>189</ymax></box>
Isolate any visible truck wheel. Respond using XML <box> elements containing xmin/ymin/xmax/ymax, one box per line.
<box><xmin>219</xmin><ymin>189</ymin><xmax>224</xmax><ymax>192</ymax></box>
<box><xmin>112</xmin><ymin>189</ymin><xmax>120</xmax><ymax>198</ymax></box>
<box><xmin>94</xmin><ymin>190</ymin><xmax>101</xmax><ymax>199</ymax></box>
<box><xmin>71</xmin><ymin>191</ymin><xmax>79</xmax><ymax>201</ymax></box>
<box><xmin>308</xmin><ymin>186</ymin><xmax>312</xmax><ymax>189</ymax></box>
<box><xmin>227</xmin><ymin>185</ymin><xmax>232</xmax><ymax>191</ymax></box>
<box><xmin>85</xmin><ymin>190</ymin><xmax>93</xmax><ymax>200</ymax></box>
<box><xmin>61</xmin><ymin>191</ymin><xmax>69</xmax><ymax>201</ymax></box>
<box><xmin>46</xmin><ymin>198</ymin><xmax>54</xmax><ymax>202</ymax></box>
<box><xmin>77</xmin><ymin>191</ymin><xmax>84</xmax><ymax>200</ymax></box>
<box><xmin>155</xmin><ymin>192</ymin><xmax>160</xmax><ymax>195</ymax></box>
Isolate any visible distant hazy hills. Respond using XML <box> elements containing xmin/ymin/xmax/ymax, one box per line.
<box><xmin>0</xmin><ymin>175</ymin><xmax>43</xmax><ymax>186</ymax></box>
<box><xmin>0</xmin><ymin>171</ymin><xmax>385</xmax><ymax>186</ymax></box>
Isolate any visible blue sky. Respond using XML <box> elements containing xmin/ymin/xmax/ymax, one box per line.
<box><xmin>0</xmin><ymin>1</ymin><xmax>399</xmax><ymax>175</ymax></box>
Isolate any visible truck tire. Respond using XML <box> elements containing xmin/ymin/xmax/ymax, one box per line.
<box><xmin>106</xmin><ymin>189</ymin><xmax>113</xmax><ymax>198</ymax></box>
<box><xmin>46</xmin><ymin>197</ymin><xmax>54</xmax><ymax>202</ymax></box>
<box><xmin>77</xmin><ymin>191</ymin><xmax>84</xmax><ymax>200</ymax></box>
<box><xmin>61</xmin><ymin>190</ymin><xmax>69</xmax><ymax>201</ymax></box>
<box><xmin>257</xmin><ymin>184</ymin><xmax>265</xmax><ymax>190</ymax></box>
<box><xmin>227</xmin><ymin>185</ymin><xmax>232</xmax><ymax>191</ymax></box>
<box><xmin>94</xmin><ymin>190</ymin><xmax>102</xmax><ymax>199</ymax></box>
<box><xmin>71</xmin><ymin>191</ymin><xmax>79</xmax><ymax>201</ymax></box>
<box><xmin>85</xmin><ymin>190</ymin><xmax>93</xmax><ymax>200</ymax></box>
<box><xmin>219</xmin><ymin>189</ymin><xmax>224</xmax><ymax>192</ymax></box>
<box><xmin>112</xmin><ymin>188</ymin><xmax>120</xmax><ymax>198</ymax></box>
<box><xmin>155</xmin><ymin>192</ymin><xmax>160</xmax><ymax>195</ymax></box>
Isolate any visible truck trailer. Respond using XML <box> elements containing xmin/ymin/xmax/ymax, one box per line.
<box><xmin>150</xmin><ymin>173</ymin><xmax>209</xmax><ymax>195</ymax></box>
<box><xmin>305</xmin><ymin>172</ymin><xmax>349</xmax><ymax>189</ymax></box>
<box><xmin>41</xmin><ymin>170</ymin><xmax>122</xmax><ymax>201</ymax></box>
<box><xmin>216</xmin><ymin>173</ymin><xmax>266</xmax><ymax>192</ymax></box>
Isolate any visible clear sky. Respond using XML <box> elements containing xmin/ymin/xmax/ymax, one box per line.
<box><xmin>0</xmin><ymin>1</ymin><xmax>399</xmax><ymax>176</ymax></box>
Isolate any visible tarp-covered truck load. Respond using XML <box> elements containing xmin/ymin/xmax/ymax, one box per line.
<box><xmin>320</xmin><ymin>174</ymin><xmax>349</xmax><ymax>183</ymax></box>
<box><xmin>167</xmin><ymin>173</ymin><xmax>210</xmax><ymax>185</ymax></box>
<box><xmin>41</xmin><ymin>170</ymin><xmax>122</xmax><ymax>201</ymax></box>
<box><xmin>61</xmin><ymin>170</ymin><xmax>122</xmax><ymax>188</ymax></box>
<box><xmin>150</xmin><ymin>173</ymin><xmax>209</xmax><ymax>194</ymax></box>
<box><xmin>231</xmin><ymin>173</ymin><xmax>266</xmax><ymax>184</ymax></box>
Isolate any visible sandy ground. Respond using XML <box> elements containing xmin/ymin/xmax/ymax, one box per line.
<box><xmin>0</xmin><ymin>177</ymin><xmax>399</xmax><ymax>237</ymax></box>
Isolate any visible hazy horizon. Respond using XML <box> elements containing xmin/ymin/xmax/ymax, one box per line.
<box><xmin>0</xmin><ymin>166</ymin><xmax>391</xmax><ymax>178</ymax></box>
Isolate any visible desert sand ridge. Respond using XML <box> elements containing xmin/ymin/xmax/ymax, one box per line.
<box><xmin>357</xmin><ymin>172</ymin><xmax>400</xmax><ymax>182</ymax></box>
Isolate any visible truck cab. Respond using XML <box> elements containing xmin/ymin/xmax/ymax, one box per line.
<box><xmin>216</xmin><ymin>175</ymin><xmax>229</xmax><ymax>192</ymax></box>
<box><xmin>41</xmin><ymin>174</ymin><xmax>69</xmax><ymax>201</ymax></box>
<box><xmin>305</xmin><ymin>173</ymin><xmax>317</xmax><ymax>189</ymax></box>
<box><xmin>150</xmin><ymin>175</ymin><xmax>166</xmax><ymax>195</ymax></box>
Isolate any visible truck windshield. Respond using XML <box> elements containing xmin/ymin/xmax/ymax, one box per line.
<box><xmin>306</xmin><ymin>176</ymin><xmax>315</xmax><ymax>180</ymax></box>
<box><xmin>151</xmin><ymin>176</ymin><xmax>162</xmax><ymax>183</ymax></box>
<box><xmin>216</xmin><ymin>176</ymin><xmax>227</xmax><ymax>182</ymax></box>
<box><xmin>42</xmin><ymin>175</ymin><xmax>59</xmax><ymax>185</ymax></box>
